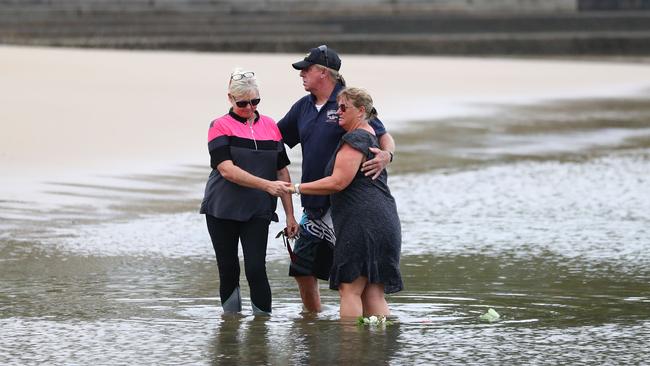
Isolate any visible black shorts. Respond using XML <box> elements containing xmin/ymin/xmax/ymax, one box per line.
<box><xmin>288</xmin><ymin>226</ymin><xmax>334</xmax><ymax>280</ymax></box>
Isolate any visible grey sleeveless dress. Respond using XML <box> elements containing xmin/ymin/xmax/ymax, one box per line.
<box><xmin>326</xmin><ymin>129</ymin><xmax>403</xmax><ymax>294</ymax></box>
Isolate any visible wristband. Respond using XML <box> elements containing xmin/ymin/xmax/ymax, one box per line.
<box><xmin>388</xmin><ymin>151</ymin><xmax>394</xmax><ymax>162</ymax></box>
<box><xmin>294</xmin><ymin>183</ymin><xmax>301</xmax><ymax>195</ymax></box>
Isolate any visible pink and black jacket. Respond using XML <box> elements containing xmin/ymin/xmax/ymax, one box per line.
<box><xmin>200</xmin><ymin>110</ymin><xmax>290</xmax><ymax>222</ymax></box>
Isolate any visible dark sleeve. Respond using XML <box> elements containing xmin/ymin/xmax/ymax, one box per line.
<box><xmin>277</xmin><ymin>142</ymin><xmax>291</xmax><ymax>170</ymax></box>
<box><xmin>341</xmin><ymin>130</ymin><xmax>374</xmax><ymax>157</ymax></box>
<box><xmin>277</xmin><ymin>102</ymin><xmax>301</xmax><ymax>148</ymax></box>
<box><xmin>368</xmin><ymin>116</ymin><xmax>387</xmax><ymax>137</ymax></box>
<box><xmin>208</xmin><ymin>135</ymin><xmax>231</xmax><ymax>169</ymax></box>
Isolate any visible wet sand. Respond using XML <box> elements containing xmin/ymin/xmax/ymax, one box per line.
<box><xmin>2</xmin><ymin>45</ymin><xmax>650</xmax><ymax>200</ymax></box>
<box><xmin>2</xmin><ymin>44</ymin><xmax>650</xmax><ymax>234</ymax></box>
<box><xmin>2</xmin><ymin>46</ymin><xmax>650</xmax><ymax>365</ymax></box>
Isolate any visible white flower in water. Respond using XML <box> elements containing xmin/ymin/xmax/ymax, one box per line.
<box><xmin>358</xmin><ymin>315</ymin><xmax>392</xmax><ymax>326</ymax></box>
<box><xmin>478</xmin><ymin>308</ymin><xmax>501</xmax><ymax>323</ymax></box>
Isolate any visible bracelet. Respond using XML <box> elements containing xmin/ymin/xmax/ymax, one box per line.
<box><xmin>388</xmin><ymin>151</ymin><xmax>394</xmax><ymax>162</ymax></box>
<box><xmin>294</xmin><ymin>183</ymin><xmax>301</xmax><ymax>195</ymax></box>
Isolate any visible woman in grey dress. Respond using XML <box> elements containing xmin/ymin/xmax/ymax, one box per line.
<box><xmin>287</xmin><ymin>87</ymin><xmax>402</xmax><ymax>318</ymax></box>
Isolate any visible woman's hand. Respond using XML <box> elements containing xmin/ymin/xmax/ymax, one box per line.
<box><xmin>285</xmin><ymin>214</ymin><xmax>299</xmax><ymax>238</ymax></box>
<box><xmin>360</xmin><ymin>147</ymin><xmax>391</xmax><ymax>179</ymax></box>
<box><xmin>266</xmin><ymin>181</ymin><xmax>293</xmax><ymax>197</ymax></box>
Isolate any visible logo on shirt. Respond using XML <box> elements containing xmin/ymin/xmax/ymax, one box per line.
<box><xmin>326</xmin><ymin>109</ymin><xmax>339</xmax><ymax>124</ymax></box>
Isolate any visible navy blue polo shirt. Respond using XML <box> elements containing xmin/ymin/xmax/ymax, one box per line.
<box><xmin>278</xmin><ymin>83</ymin><xmax>386</xmax><ymax>212</ymax></box>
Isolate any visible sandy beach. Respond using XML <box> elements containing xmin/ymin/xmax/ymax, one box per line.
<box><xmin>3</xmin><ymin>45</ymin><xmax>650</xmax><ymax>365</ymax></box>
<box><xmin>2</xmin><ymin>44</ymin><xmax>650</xmax><ymax>205</ymax></box>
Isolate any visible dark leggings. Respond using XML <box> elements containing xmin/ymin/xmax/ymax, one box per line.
<box><xmin>205</xmin><ymin>215</ymin><xmax>271</xmax><ymax>313</ymax></box>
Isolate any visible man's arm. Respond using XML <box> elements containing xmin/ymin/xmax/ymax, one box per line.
<box><xmin>360</xmin><ymin>132</ymin><xmax>395</xmax><ymax>180</ymax></box>
<box><xmin>277</xmin><ymin>101</ymin><xmax>302</xmax><ymax>148</ymax></box>
<box><xmin>277</xmin><ymin>167</ymin><xmax>298</xmax><ymax>237</ymax></box>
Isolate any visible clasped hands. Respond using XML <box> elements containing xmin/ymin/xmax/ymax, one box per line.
<box><xmin>265</xmin><ymin>181</ymin><xmax>295</xmax><ymax>197</ymax></box>
<box><xmin>266</xmin><ymin>148</ymin><xmax>391</xmax><ymax>197</ymax></box>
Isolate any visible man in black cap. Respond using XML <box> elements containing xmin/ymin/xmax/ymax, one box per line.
<box><xmin>278</xmin><ymin>45</ymin><xmax>395</xmax><ymax>312</ymax></box>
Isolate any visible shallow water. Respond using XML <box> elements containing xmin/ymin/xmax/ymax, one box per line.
<box><xmin>2</xmin><ymin>95</ymin><xmax>650</xmax><ymax>365</ymax></box>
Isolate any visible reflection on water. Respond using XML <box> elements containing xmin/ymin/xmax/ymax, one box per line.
<box><xmin>394</xmin><ymin>151</ymin><xmax>650</xmax><ymax>269</ymax></box>
<box><xmin>210</xmin><ymin>315</ymin><xmax>402</xmax><ymax>365</ymax></box>
<box><xmin>2</xmin><ymin>95</ymin><xmax>650</xmax><ymax>364</ymax></box>
<box><xmin>1</xmin><ymin>253</ymin><xmax>648</xmax><ymax>364</ymax></box>
<box><xmin>392</xmin><ymin>95</ymin><xmax>650</xmax><ymax>174</ymax></box>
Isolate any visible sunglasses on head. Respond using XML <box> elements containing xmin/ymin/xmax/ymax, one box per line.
<box><xmin>230</xmin><ymin>71</ymin><xmax>255</xmax><ymax>81</ymax></box>
<box><xmin>233</xmin><ymin>97</ymin><xmax>261</xmax><ymax>108</ymax></box>
<box><xmin>318</xmin><ymin>45</ymin><xmax>329</xmax><ymax>68</ymax></box>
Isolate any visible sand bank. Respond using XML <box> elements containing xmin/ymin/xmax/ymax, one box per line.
<box><xmin>1</xmin><ymin>45</ymin><xmax>650</xmax><ymax>202</ymax></box>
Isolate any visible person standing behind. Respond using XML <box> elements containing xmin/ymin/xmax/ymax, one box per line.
<box><xmin>200</xmin><ymin>68</ymin><xmax>298</xmax><ymax>315</ymax></box>
<box><xmin>277</xmin><ymin>45</ymin><xmax>396</xmax><ymax>313</ymax></box>
<box><xmin>287</xmin><ymin>87</ymin><xmax>403</xmax><ymax>318</ymax></box>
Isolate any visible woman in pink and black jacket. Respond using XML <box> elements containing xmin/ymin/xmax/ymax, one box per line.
<box><xmin>200</xmin><ymin>69</ymin><xmax>298</xmax><ymax>315</ymax></box>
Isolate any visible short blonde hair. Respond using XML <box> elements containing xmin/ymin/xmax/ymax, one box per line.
<box><xmin>228</xmin><ymin>67</ymin><xmax>259</xmax><ymax>99</ymax></box>
<box><xmin>337</xmin><ymin>87</ymin><xmax>377</xmax><ymax>120</ymax></box>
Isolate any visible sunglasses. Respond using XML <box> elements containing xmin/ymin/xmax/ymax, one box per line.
<box><xmin>230</xmin><ymin>71</ymin><xmax>255</xmax><ymax>81</ymax></box>
<box><xmin>318</xmin><ymin>45</ymin><xmax>329</xmax><ymax>68</ymax></box>
<box><xmin>337</xmin><ymin>103</ymin><xmax>350</xmax><ymax>112</ymax></box>
<box><xmin>233</xmin><ymin>97</ymin><xmax>261</xmax><ymax>108</ymax></box>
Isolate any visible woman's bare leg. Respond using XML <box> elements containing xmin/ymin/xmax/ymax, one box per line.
<box><xmin>338</xmin><ymin>276</ymin><xmax>368</xmax><ymax>318</ymax></box>
<box><xmin>361</xmin><ymin>283</ymin><xmax>389</xmax><ymax>316</ymax></box>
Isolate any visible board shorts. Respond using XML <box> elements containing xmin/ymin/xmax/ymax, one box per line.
<box><xmin>288</xmin><ymin>209</ymin><xmax>336</xmax><ymax>280</ymax></box>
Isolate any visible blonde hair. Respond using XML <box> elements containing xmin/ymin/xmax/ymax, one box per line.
<box><xmin>337</xmin><ymin>87</ymin><xmax>377</xmax><ymax>120</ymax></box>
<box><xmin>228</xmin><ymin>67</ymin><xmax>259</xmax><ymax>99</ymax></box>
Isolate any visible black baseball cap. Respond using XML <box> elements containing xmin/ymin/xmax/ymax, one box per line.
<box><xmin>292</xmin><ymin>45</ymin><xmax>341</xmax><ymax>71</ymax></box>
